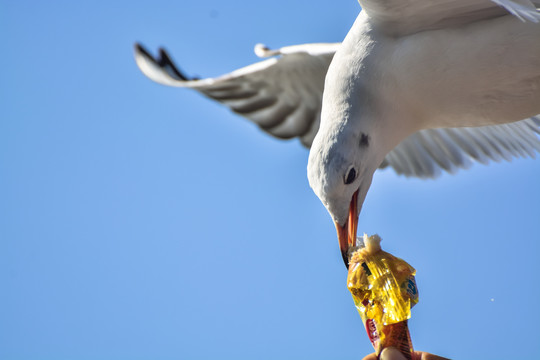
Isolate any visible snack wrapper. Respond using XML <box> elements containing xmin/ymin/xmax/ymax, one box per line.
<box><xmin>347</xmin><ymin>234</ymin><xmax>419</xmax><ymax>359</ymax></box>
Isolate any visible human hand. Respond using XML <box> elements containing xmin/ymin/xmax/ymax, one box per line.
<box><xmin>362</xmin><ymin>347</ymin><xmax>450</xmax><ymax>360</ymax></box>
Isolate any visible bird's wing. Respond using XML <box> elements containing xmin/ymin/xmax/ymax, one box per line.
<box><xmin>134</xmin><ymin>43</ymin><xmax>340</xmax><ymax>147</ymax></box>
<box><xmin>357</xmin><ymin>0</ymin><xmax>540</xmax><ymax>35</ymax></box>
<box><xmin>380</xmin><ymin>116</ymin><xmax>540</xmax><ymax>178</ymax></box>
<box><xmin>135</xmin><ymin>42</ymin><xmax>540</xmax><ymax>178</ymax></box>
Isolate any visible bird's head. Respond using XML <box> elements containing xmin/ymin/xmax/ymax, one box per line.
<box><xmin>307</xmin><ymin>29</ymin><xmax>404</xmax><ymax>267</ymax></box>
<box><xmin>307</xmin><ymin>120</ymin><xmax>381</xmax><ymax>267</ymax></box>
<box><xmin>307</xmin><ymin>48</ymin><xmax>389</xmax><ymax>267</ymax></box>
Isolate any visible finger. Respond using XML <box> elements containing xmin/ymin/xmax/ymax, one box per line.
<box><xmin>362</xmin><ymin>348</ymin><xmax>407</xmax><ymax>360</ymax></box>
<box><xmin>362</xmin><ymin>350</ymin><xmax>451</xmax><ymax>360</ymax></box>
<box><xmin>361</xmin><ymin>353</ymin><xmax>378</xmax><ymax>360</ymax></box>
<box><xmin>414</xmin><ymin>351</ymin><xmax>451</xmax><ymax>360</ymax></box>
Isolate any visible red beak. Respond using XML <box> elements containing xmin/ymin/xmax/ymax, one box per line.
<box><xmin>335</xmin><ymin>189</ymin><xmax>359</xmax><ymax>268</ymax></box>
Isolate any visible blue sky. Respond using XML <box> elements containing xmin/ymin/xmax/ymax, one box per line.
<box><xmin>1</xmin><ymin>1</ymin><xmax>539</xmax><ymax>359</ymax></box>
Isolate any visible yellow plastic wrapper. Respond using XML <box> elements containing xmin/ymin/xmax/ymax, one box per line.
<box><xmin>347</xmin><ymin>234</ymin><xmax>419</xmax><ymax>360</ymax></box>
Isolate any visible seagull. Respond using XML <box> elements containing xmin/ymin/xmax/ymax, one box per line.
<box><xmin>135</xmin><ymin>0</ymin><xmax>540</xmax><ymax>266</ymax></box>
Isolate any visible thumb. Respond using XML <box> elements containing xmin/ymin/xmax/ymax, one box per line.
<box><xmin>379</xmin><ymin>347</ymin><xmax>407</xmax><ymax>360</ymax></box>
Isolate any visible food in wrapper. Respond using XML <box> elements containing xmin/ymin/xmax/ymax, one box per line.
<box><xmin>347</xmin><ymin>234</ymin><xmax>419</xmax><ymax>360</ymax></box>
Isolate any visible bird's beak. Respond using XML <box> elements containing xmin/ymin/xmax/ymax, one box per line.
<box><xmin>335</xmin><ymin>189</ymin><xmax>359</xmax><ymax>268</ymax></box>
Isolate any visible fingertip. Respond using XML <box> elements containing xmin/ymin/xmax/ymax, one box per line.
<box><xmin>361</xmin><ymin>353</ymin><xmax>378</xmax><ymax>360</ymax></box>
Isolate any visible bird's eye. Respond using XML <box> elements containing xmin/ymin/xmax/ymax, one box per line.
<box><xmin>344</xmin><ymin>166</ymin><xmax>357</xmax><ymax>185</ymax></box>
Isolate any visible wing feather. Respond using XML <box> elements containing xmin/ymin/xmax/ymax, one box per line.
<box><xmin>357</xmin><ymin>0</ymin><xmax>540</xmax><ymax>36</ymax></box>
<box><xmin>134</xmin><ymin>42</ymin><xmax>339</xmax><ymax>147</ymax></box>
<box><xmin>381</xmin><ymin>117</ymin><xmax>540</xmax><ymax>178</ymax></box>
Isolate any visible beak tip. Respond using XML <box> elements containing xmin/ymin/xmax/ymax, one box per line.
<box><xmin>341</xmin><ymin>249</ymin><xmax>349</xmax><ymax>269</ymax></box>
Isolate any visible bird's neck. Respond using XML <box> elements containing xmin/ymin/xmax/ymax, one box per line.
<box><xmin>370</xmin><ymin>108</ymin><xmax>421</xmax><ymax>169</ymax></box>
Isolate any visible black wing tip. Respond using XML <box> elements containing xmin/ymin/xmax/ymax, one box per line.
<box><xmin>134</xmin><ymin>42</ymin><xmax>194</xmax><ymax>82</ymax></box>
<box><xmin>157</xmin><ymin>47</ymin><xmax>190</xmax><ymax>81</ymax></box>
<box><xmin>134</xmin><ymin>42</ymin><xmax>153</xmax><ymax>60</ymax></box>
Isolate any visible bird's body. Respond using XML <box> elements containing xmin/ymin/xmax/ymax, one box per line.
<box><xmin>310</xmin><ymin>6</ymin><xmax>540</xmax><ymax>236</ymax></box>
<box><xmin>337</xmin><ymin>12</ymin><xmax>540</xmax><ymax>132</ymax></box>
<box><xmin>135</xmin><ymin>0</ymin><xmax>540</xmax><ymax>262</ymax></box>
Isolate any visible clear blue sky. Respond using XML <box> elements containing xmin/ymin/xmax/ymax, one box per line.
<box><xmin>1</xmin><ymin>1</ymin><xmax>539</xmax><ymax>359</ymax></box>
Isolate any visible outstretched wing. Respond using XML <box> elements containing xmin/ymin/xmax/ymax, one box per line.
<box><xmin>357</xmin><ymin>0</ymin><xmax>540</xmax><ymax>36</ymax></box>
<box><xmin>135</xmin><ymin>41</ymin><xmax>540</xmax><ymax>178</ymax></box>
<box><xmin>381</xmin><ymin>117</ymin><xmax>540</xmax><ymax>178</ymax></box>
<box><xmin>134</xmin><ymin>42</ymin><xmax>339</xmax><ymax>147</ymax></box>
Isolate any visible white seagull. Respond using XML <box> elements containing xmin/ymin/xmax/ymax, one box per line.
<box><xmin>135</xmin><ymin>0</ymin><xmax>540</xmax><ymax>265</ymax></box>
